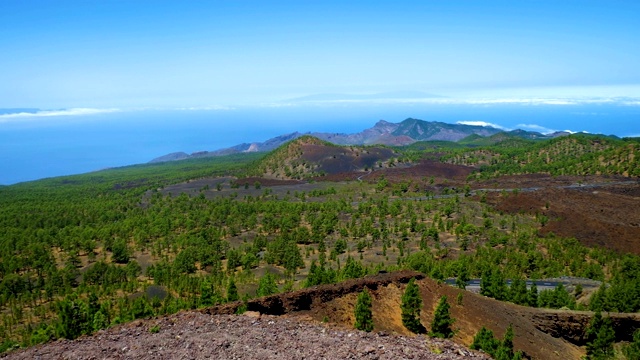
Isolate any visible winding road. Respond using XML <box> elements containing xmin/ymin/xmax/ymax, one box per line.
<box><xmin>444</xmin><ymin>277</ymin><xmax>602</xmax><ymax>293</ymax></box>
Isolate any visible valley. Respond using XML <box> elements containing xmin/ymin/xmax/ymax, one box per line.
<box><xmin>1</xmin><ymin>126</ymin><xmax>639</xmax><ymax>359</ymax></box>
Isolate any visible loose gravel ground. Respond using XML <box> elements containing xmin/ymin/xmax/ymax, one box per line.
<box><xmin>3</xmin><ymin>312</ymin><xmax>490</xmax><ymax>360</ymax></box>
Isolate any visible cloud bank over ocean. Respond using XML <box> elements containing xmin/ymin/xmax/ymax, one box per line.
<box><xmin>456</xmin><ymin>121</ymin><xmax>506</xmax><ymax>130</ymax></box>
<box><xmin>279</xmin><ymin>96</ymin><xmax>640</xmax><ymax>107</ymax></box>
<box><xmin>2</xmin><ymin>91</ymin><xmax>639</xmax><ymax>125</ymax></box>
<box><xmin>455</xmin><ymin>121</ymin><xmax>579</xmax><ymax>136</ymax></box>
<box><xmin>0</xmin><ymin>108</ymin><xmax>120</xmax><ymax>122</ymax></box>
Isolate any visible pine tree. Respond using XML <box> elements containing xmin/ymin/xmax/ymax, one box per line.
<box><xmin>199</xmin><ymin>278</ymin><xmax>217</xmax><ymax>307</ymax></box>
<box><xmin>92</xmin><ymin>310</ymin><xmax>108</xmax><ymax>331</ymax></box>
<box><xmin>354</xmin><ymin>289</ymin><xmax>374</xmax><ymax>332</ymax></box>
<box><xmin>480</xmin><ymin>269</ymin><xmax>494</xmax><ymax>298</ymax></box>
<box><xmin>495</xmin><ymin>324</ymin><xmax>515</xmax><ymax>360</ymax></box>
<box><xmin>585</xmin><ymin>312</ymin><xmax>616</xmax><ymax>359</ymax></box>
<box><xmin>502</xmin><ymin>324</ymin><xmax>514</xmax><ymax>354</ymax></box>
<box><xmin>256</xmin><ymin>272</ymin><xmax>278</xmax><ymax>297</ymax></box>
<box><xmin>283</xmin><ymin>240</ymin><xmax>304</xmax><ymax>276</ymax></box>
<box><xmin>343</xmin><ymin>256</ymin><xmax>366</xmax><ymax>280</ymax></box>
<box><xmin>455</xmin><ymin>276</ymin><xmax>467</xmax><ymax>290</ymax></box>
<box><xmin>527</xmin><ymin>283</ymin><xmax>539</xmax><ymax>307</ymax></box>
<box><xmin>471</xmin><ymin>325</ymin><xmax>522</xmax><ymax>359</ymax></box>
<box><xmin>589</xmin><ymin>284</ymin><xmax>607</xmax><ymax>312</ymax></box>
<box><xmin>401</xmin><ymin>278</ymin><xmax>425</xmax><ymax>333</ymax></box>
<box><xmin>491</xmin><ymin>270</ymin><xmax>508</xmax><ymax>301</ymax></box>
<box><xmin>456</xmin><ymin>263</ymin><xmax>469</xmax><ymax>290</ymax></box>
<box><xmin>430</xmin><ymin>295</ymin><xmax>454</xmax><ymax>338</ymax></box>
<box><xmin>131</xmin><ymin>296</ymin><xmax>154</xmax><ymax>319</ymax></box>
<box><xmin>226</xmin><ymin>278</ymin><xmax>239</xmax><ymax>302</ymax></box>
<box><xmin>480</xmin><ymin>268</ymin><xmax>507</xmax><ymax>300</ymax></box>
<box><xmin>470</xmin><ymin>327</ymin><xmax>500</xmax><ymax>356</ymax></box>
<box><xmin>111</xmin><ymin>239</ymin><xmax>130</xmax><ymax>264</ymax></box>
<box><xmin>623</xmin><ymin>329</ymin><xmax>640</xmax><ymax>360</ymax></box>
<box><xmin>57</xmin><ymin>296</ymin><xmax>86</xmax><ymax>340</ymax></box>
<box><xmin>509</xmin><ymin>279</ymin><xmax>528</xmax><ymax>306</ymax></box>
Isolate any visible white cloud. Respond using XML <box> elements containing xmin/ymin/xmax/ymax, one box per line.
<box><xmin>456</xmin><ymin>98</ymin><xmax>578</xmax><ymax>105</ymax></box>
<box><xmin>516</xmin><ymin>123</ymin><xmax>557</xmax><ymax>134</ymax></box>
<box><xmin>456</xmin><ymin>121</ymin><xmax>506</xmax><ymax>129</ymax></box>
<box><xmin>0</xmin><ymin>108</ymin><xmax>120</xmax><ymax>122</ymax></box>
<box><xmin>274</xmin><ymin>96</ymin><xmax>640</xmax><ymax>107</ymax></box>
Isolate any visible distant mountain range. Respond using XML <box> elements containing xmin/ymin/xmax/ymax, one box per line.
<box><xmin>148</xmin><ymin>118</ymin><xmax>570</xmax><ymax>163</ymax></box>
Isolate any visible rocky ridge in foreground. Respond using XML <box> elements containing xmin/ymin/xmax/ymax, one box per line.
<box><xmin>2</xmin><ymin>312</ymin><xmax>489</xmax><ymax>360</ymax></box>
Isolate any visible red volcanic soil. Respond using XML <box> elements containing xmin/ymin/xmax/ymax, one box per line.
<box><xmin>301</xmin><ymin>144</ymin><xmax>397</xmax><ymax>175</ymax></box>
<box><xmin>472</xmin><ymin>174</ymin><xmax>620</xmax><ymax>190</ymax></box>
<box><xmin>321</xmin><ymin>171</ymin><xmax>369</xmax><ymax>182</ymax></box>
<box><xmin>383</xmin><ymin>160</ymin><xmax>473</xmax><ymax>180</ymax></box>
<box><xmin>320</xmin><ymin>160</ymin><xmax>473</xmax><ymax>183</ymax></box>
<box><xmin>483</xmin><ymin>179</ymin><xmax>640</xmax><ymax>255</ymax></box>
<box><xmin>360</xmin><ymin>160</ymin><xmax>474</xmax><ymax>185</ymax></box>
<box><xmin>235</xmin><ymin>177</ymin><xmax>303</xmax><ymax>186</ymax></box>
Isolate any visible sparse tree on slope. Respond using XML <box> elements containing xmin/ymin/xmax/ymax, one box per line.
<box><xmin>256</xmin><ymin>272</ymin><xmax>278</xmax><ymax>297</ymax></box>
<box><xmin>354</xmin><ymin>288</ymin><xmax>374</xmax><ymax>332</ymax></box>
<box><xmin>401</xmin><ymin>278</ymin><xmax>425</xmax><ymax>333</ymax></box>
<box><xmin>495</xmin><ymin>324</ymin><xmax>515</xmax><ymax>360</ymax></box>
<box><xmin>199</xmin><ymin>278</ymin><xmax>217</xmax><ymax>307</ymax></box>
<box><xmin>226</xmin><ymin>278</ymin><xmax>239</xmax><ymax>302</ymax></box>
<box><xmin>586</xmin><ymin>312</ymin><xmax>616</xmax><ymax>360</ymax></box>
<box><xmin>471</xmin><ymin>327</ymin><xmax>499</xmax><ymax>356</ymax></box>
<box><xmin>471</xmin><ymin>325</ymin><xmax>523</xmax><ymax>360</ymax></box>
<box><xmin>430</xmin><ymin>295</ymin><xmax>454</xmax><ymax>338</ymax></box>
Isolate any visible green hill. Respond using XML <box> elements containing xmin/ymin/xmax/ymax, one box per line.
<box><xmin>445</xmin><ymin>134</ymin><xmax>640</xmax><ymax>178</ymax></box>
<box><xmin>254</xmin><ymin>135</ymin><xmax>398</xmax><ymax>179</ymax></box>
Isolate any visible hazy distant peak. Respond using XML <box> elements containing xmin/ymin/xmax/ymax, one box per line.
<box><xmin>373</xmin><ymin>119</ymin><xmax>398</xmax><ymax>131</ymax></box>
<box><xmin>548</xmin><ymin>131</ymin><xmax>573</xmax><ymax>137</ymax></box>
<box><xmin>374</xmin><ymin>119</ymin><xmax>393</xmax><ymax>126</ymax></box>
<box><xmin>149</xmin><ymin>152</ymin><xmax>190</xmax><ymax>163</ymax></box>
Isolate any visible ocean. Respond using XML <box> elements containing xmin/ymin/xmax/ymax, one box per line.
<box><xmin>1</xmin><ymin>103</ymin><xmax>638</xmax><ymax>185</ymax></box>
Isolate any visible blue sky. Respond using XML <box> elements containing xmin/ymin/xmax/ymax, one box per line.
<box><xmin>1</xmin><ymin>0</ymin><xmax>639</xmax><ymax>109</ymax></box>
